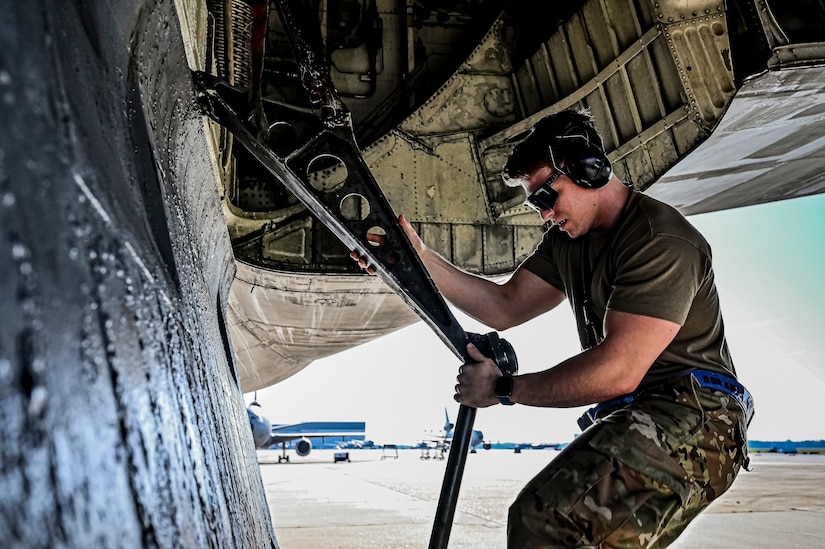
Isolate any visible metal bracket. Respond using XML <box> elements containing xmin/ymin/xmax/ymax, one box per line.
<box><xmin>193</xmin><ymin>71</ymin><xmax>469</xmax><ymax>358</ymax></box>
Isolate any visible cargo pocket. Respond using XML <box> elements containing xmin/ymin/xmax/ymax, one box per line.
<box><xmin>528</xmin><ymin>450</ymin><xmax>650</xmax><ymax>545</ymax></box>
<box><xmin>588</xmin><ymin>400</ymin><xmax>706</xmax><ymax>505</ymax></box>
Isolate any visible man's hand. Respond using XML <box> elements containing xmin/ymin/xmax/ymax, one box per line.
<box><xmin>349</xmin><ymin>250</ymin><xmax>378</xmax><ymax>274</ymax></box>
<box><xmin>397</xmin><ymin>214</ymin><xmax>425</xmax><ymax>253</ymax></box>
<box><xmin>349</xmin><ymin>214</ymin><xmax>424</xmax><ymax>274</ymax></box>
<box><xmin>454</xmin><ymin>343</ymin><xmax>502</xmax><ymax>408</ymax></box>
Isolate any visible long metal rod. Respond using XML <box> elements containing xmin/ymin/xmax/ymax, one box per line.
<box><xmin>429</xmin><ymin>405</ymin><xmax>476</xmax><ymax>548</ymax></box>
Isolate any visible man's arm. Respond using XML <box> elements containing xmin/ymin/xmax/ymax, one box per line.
<box><xmin>420</xmin><ymin>251</ymin><xmax>564</xmax><ymax>331</ymax></box>
<box><xmin>354</xmin><ymin>215</ymin><xmax>565</xmax><ymax>330</ymax></box>
<box><xmin>457</xmin><ymin>308</ymin><xmax>681</xmax><ymax>408</ymax></box>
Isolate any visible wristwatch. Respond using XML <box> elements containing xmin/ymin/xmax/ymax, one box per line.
<box><xmin>494</xmin><ymin>375</ymin><xmax>515</xmax><ymax>406</ymax></box>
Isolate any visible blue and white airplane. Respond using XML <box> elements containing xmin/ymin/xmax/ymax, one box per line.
<box><xmin>247</xmin><ymin>401</ymin><xmax>366</xmax><ymax>462</ymax></box>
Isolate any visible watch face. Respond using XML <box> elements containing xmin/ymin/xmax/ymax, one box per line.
<box><xmin>495</xmin><ymin>375</ymin><xmax>513</xmax><ymax>397</ymax></box>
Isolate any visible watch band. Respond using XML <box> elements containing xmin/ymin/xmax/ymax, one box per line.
<box><xmin>495</xmin><ymin>375</ymin><xmax>515</xmax><ymax>406</ymax></box>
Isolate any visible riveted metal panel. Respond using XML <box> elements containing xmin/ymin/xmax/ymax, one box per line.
<box><xmin>514</xmin><ymin>224</ymin><xmax>546</xmax><ymax>264</ymax></box>
<box><xmin>547</xmin><ymin>30</ymin><xmax>581</xmax><ymax>97</ymax></box>
<box><xmin>581</xmin><ymin>0</ymin><xmax>616</xmax><ymax>69</ymax></box>
<box><xmin>626</xmin><ymin>50</ymin><xmax>666</xmax><ymax>128</ymax></box>
<box><xmin>530</xmin><ymin>45</ymin><xmax>561</xmax><ymax>106</ymax></box>
<box><xmin>603</xmin><ymin>0</ymin><xmax>645</xmax><ymax>49</ymax></box>
<box><xmin>660</xmin><ymin>10</ymin><xmax>734</xmax><ymax>125</ymax></box>
<box><xmin>483</xmin><ymin>224</ymin><xmax>516</xmax><ymax>273</ymax></box>
<box><xmin>567</xmin><ymin>12</ymin><xmax>598</xmax><ymax>82</ymax></box>
<box><xmin>516</xmin><ymin>62</ymin><xmax>544</xmax><ymax>116</ymax></box>
<box><xmin>648</xmin><ymin>32</ymin><xmax>688</xmax><ymax>113</ymax></box>
<box><xmin>419</xmin><ymin>222</ymin><xmax>454</xmax><ymax>263</ymax></box>
<box><xmin>452</xmin><ymin>224</ymin><xmax>484</xmax><ymax>272</ymax></box>
<box><xmin>603</xmin><ymin>71</ymin><xmax>637</xmax><ymax>141</ymax></box>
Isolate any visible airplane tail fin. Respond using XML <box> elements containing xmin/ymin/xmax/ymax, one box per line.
<box><xmin>444</xmin><ymin>407</ymin><xmax>454</xmax><ymax>432</ymax></box>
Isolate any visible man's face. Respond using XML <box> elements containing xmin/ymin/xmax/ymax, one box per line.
<box><xmin>522</xmin><ymin>166</ymin><xmax>599</xmax><ymax>239</ymax></box>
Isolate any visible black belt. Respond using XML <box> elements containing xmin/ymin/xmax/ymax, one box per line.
<box><xmin>577</xmin><ymin>368</ymin><xmax>755</xmax><ymax>431</ymax></box>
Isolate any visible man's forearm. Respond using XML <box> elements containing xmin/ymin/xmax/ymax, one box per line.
<box><xmin>418</xmin><ymin>247</ymin><xmax>508</xmax><ymax>327</ymax></box>
<box><xmin>507</xmin><ymin>310</ymin><xmax>677</xmax><ymax>408</ymax></box>
<box><xmin>510</xmin><ymin>350</ymin><xmax>632</xmax><ymax>408</ymax></box>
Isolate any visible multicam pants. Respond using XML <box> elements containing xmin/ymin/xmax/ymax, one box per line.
<box><xmin>508</xmin><ymin>378</ymin><xmax>750</xmax><ymax>548</ymax></box>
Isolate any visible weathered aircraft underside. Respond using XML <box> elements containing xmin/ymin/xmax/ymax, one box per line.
<box><xmin>191</xmin><ymin>0</ymin><xmax>825</xmax><ymax>390</ymax></box>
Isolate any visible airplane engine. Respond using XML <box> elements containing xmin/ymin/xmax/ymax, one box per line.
<box><xmin>295</xmin><ymin>437</ymin><xmax>312</xmax><ymax>457</ymax></box>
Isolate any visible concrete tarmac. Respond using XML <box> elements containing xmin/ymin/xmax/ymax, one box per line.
<box><xmin>259</xmin><ymin>449</ymin><xmax>825</xmax><ymax>548</ymax></box>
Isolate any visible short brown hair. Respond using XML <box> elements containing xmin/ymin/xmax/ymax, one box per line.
<box><xmin>502</xmin><ymin>108</ymin><xmax>603</xmax><ymax>186</ymax></box>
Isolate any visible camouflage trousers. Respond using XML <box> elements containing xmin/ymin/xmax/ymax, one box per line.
<box><xmin>508</xmin><ymin>379</ymin><xmax>749</xmax><ymax>548</ymax></box>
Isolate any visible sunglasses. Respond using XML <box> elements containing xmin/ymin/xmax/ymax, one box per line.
<box><xmin>525</xmin><ymin>171</ymin><xmax>563</xmax><ymax>212</ymax></box>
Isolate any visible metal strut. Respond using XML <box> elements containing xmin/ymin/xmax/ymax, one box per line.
<box><xmin>192</xmin><ymin>1</ymin><xmax>512</xmax><ymax>546</ymax></box>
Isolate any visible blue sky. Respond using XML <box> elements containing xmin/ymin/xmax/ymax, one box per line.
<box><xmin>248</xmin><ymin>193</ymin><xmax>825</xmax><ymax>445</ymax></box>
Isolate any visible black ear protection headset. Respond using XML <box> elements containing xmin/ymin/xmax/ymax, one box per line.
<box><xmin>549</xmin><ymin>125</ymin><xmax>612</xmax><ymax>189</ymax></box>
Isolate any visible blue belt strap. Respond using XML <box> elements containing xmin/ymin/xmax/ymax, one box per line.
<box><xmin>691</xmin><ymin>369</ymin><xmax>755</xmax><ymax>426</ymax></box>
<box><xmin>578</xmin><ymin>368</ymin><xmax>755</xmax><ymax>431</ymax></box>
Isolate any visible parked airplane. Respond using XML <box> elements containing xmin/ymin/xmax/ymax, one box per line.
<box><xmin>247</xmin><ymin>400</ymin><xmax>366</xmax><ymax>462</ymax></box>
<box><xmin>418</xmin><ymin>408</ymin><xmax>488</xmax><ymax>459</ymax></box>
<box><xmin>267</xmin><ymin>421</ymin><xmax>367</xmax><ymax>462</ymax></box>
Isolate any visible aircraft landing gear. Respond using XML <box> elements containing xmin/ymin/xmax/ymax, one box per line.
<box><xmin>278</xmin><ymin>443</ymin><xmax>290</xmax><ymax>463</ymax></box>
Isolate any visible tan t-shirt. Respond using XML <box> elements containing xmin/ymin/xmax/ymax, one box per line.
<box><xmin>522</xmin><ymin>192</ymin><xmax>736</xmax><ymax>385</ymax></box>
